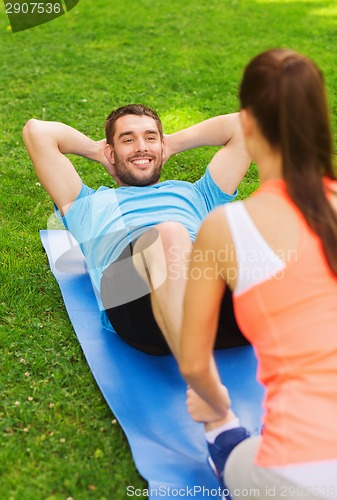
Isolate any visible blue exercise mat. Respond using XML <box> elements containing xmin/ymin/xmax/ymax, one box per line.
<box><xmin>40</xmin><ymin>230</ymin><xmax>264</xmax><ymax>499</ymax></box>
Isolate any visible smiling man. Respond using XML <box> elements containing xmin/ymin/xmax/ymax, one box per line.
<box><xmin>104</xmin><ymin>107</ymin><xmax>164</xmax><ymax>186</ymax></box>
<box><xmin>23</xmin><ymin>104</ymin><xmax>251</xmax><ymax>359</ymax></box>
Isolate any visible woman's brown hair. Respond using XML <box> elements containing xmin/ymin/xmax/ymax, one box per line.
<box><xmin>239</xmin><ymin>49</ymin><xmax>337</xmax><ymax>275</ymax></box>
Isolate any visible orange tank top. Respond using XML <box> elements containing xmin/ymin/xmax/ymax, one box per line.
<box><xmin>233</xmin><ymin>178</ymin><xmax>337</xmax><ymax>467</ymax></box>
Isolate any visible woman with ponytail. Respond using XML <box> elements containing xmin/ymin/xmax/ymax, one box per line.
<box><xmin>179</xmin><ymin>49</ymin><xmax>337</xmax><ymax>499</ymax></box>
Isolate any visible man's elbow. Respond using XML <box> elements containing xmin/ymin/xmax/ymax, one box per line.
<box><xmin>22</xmin><ymin>118</ymin><xmax>43</xmax><ymax>145</ymax></box>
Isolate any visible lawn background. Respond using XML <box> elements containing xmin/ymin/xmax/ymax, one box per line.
<box><xmin>1</xmin><ymin>0</ymin><xmax>337</xmax><ymax>498</ymax></box>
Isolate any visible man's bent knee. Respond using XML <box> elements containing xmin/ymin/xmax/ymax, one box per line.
<box><xmin>155</xmin><ymin>222</ymin><xmax>192</xmax><ymax>265</ymax></box>
<box><xmin>155</xmin><ymin>221</ymin><xmax>191</xmax><ymax>248</ymax></box>
<box><xmin>132</xmin><ymin>222</ymin><xmax>192</xmax><ymax>290</ymax></box>
<box><xmin>132</xmin><ymin>228</ymin><xmax>167</xmax><ymax>290</ymax></box>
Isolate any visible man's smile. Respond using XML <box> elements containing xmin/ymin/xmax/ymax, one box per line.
<box><xmin>130</xmin><ymin>157</ymin><xmax>153</xmax><ymax>168</ymax></box>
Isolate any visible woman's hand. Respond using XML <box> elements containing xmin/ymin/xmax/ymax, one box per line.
<box><xmin>186</xmin><ymin>385</ymin><xmax>230</xmax><ymax>423</ymax></box>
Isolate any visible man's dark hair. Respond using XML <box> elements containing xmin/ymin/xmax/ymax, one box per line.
<box><xmin>105</xmin><ymin>104</ymin><xmax>163</xmax><ymax>145</ymax></box>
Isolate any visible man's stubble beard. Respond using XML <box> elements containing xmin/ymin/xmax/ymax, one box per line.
<box><xmin>114</xmin><ymin>154</ymin><xmax>163</xmax><ymax>187</ymax></box>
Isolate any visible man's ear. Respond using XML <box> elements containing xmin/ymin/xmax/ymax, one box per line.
<box><xmin>103</xmin><ymin>143</ymin><xmax>118</xmax><ymax>179</ymax></box>
<box><xmin>161</xmin><ymin>136</ymin><xmax>169</xmax><ymax>166</ymax></box>
<box><xmin>240</xmin><ymin>108</ymin><xmax>253</xmax><ymax>137</ymax></box>
<box><xmin>103</xmin><ymin>143</ymin><xmax>124</xmax><ymax>185</ymax></box>
<box><xmin>104</xmin><ymin>143</ymin><xmax>115</xmax><ymax>165</ymax></box>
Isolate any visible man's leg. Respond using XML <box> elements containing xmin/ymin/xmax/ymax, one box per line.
<box><xmin>132</xmin><ymin>221</ymin><xmax>248</xmax><ymax>358</ymax></box>
<box><xmin>132</xmin><ymin>221</ymin><xmax>192</xmax><ymax>359</ymax></box>
<box><xmin>101</xmin><ymin>243</ymin><xmax>171</xmax><ymax>355</ymax></box>
<box><xmin>102</xmin><ymin>222</ymin><xmax>247</xmax><ymax>357</ymax></box>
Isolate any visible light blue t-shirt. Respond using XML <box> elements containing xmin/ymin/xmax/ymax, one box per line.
<box><xmin>56</xmin><ymin>167</ymin><xmax>237</xmax><ymax>330</ymax></box>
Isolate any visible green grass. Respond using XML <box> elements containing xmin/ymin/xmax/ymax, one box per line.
<box><xmin>1</xmin><ymin>0</ymin><xmax>337</xmax><ymax>498</ymax></box>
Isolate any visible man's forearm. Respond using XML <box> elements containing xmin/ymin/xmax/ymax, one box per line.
<box><xmin>23</xmin><ymin>119</ymin><xmax>103</xmax><ymax>212</ymax></box>
<box><xmin>23</xmin><ymin>120</ymin><xmax>102</xmax><ymax>163</ymax></box>
<box><xmin>166</xmin><ymin>113</ymin><xmax>240</xmax><ymax>155</ymax></box>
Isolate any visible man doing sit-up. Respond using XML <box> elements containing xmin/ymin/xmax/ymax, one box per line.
<box><xmin>23</xmin><ymin>104</ymin><xmax>250</xmax><ymax>359</ymax></box>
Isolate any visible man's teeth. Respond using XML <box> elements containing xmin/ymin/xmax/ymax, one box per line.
<box><xmin>132</xmin><ymin>159</ymin><xmax>150</xmax><ymax>165</ymax></box>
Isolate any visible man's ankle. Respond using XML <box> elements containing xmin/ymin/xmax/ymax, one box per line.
<box><xmin>204</xmin><ymin>409</ymin><xmax>237</xmax><ymax>433</ymax></box>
